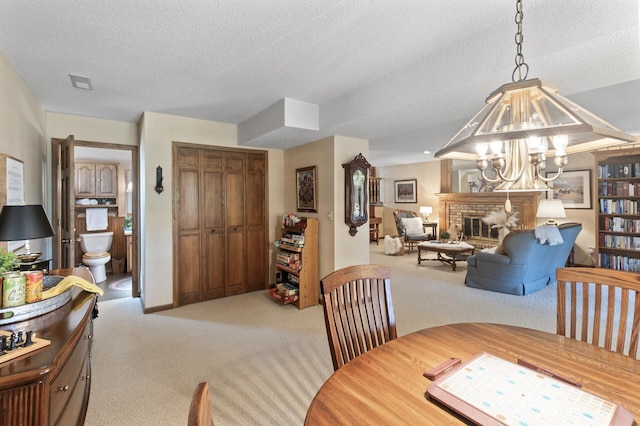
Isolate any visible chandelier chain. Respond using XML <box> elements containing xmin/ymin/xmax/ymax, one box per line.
<box><xmin>512</xmin><ymin>0</ymin><xmax>528</xmax><ymax>82</ymax></box>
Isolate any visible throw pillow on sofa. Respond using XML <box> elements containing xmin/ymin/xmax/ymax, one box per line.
<box><xmin>400</xmin><ymin>217</ymin><xmax>424</xmax><ymax>236</ymax></box>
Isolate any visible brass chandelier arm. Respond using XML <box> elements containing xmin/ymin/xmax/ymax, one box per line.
<box><xmin>477</xmin><ymin>158</ymin><xmax>526</xmax><ymax>184</ymax></box>
<box><xmin>538</xmin><ymin>166</ymin><xmax>564</xmax><ymax>183</ymax></box>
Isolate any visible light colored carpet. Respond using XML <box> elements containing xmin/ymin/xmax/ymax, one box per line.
<box><xmin>84</xmin><ymin>244</ymin><xmax>557</xmax><ymax>426</ymax></box>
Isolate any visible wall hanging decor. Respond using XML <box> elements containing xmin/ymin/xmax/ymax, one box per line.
<box><xmin>546</xmin><ymin>169</ymin><xmax>592</xmax><ymax>209</ymax></box>
<box><xmin>296</xmin><ymin>166</ymin><xmax>317</xmax><ymax>212</ymax></box>
<box><xmin>394</xmin><ymin>179</ymin><xmax>417</xmax><ymax>203</ymax></box>
<box><xmin>343</xmin><ymin>153</ymin><xmax>371</xmax><ymax>236</ymax></box>
<box><xmin>155</xmin><ymin>166</ymin><xmax>164</xmax><ymax>194</ymax></box>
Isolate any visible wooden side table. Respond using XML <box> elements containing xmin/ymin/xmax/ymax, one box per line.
<box><xmin>422</xmin><ymin>222</ymin><xmax>437</xmax><ymax>240</ymax></box>
<box><xmin>369</xmin><ymin>217</ymin><xmax>382</xmax><ymax>244</ymax></box>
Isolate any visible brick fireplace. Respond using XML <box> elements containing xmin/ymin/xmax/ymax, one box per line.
<box><xmin>437</xmin><ymin>192</ymin><xmax>539</xmax><ymax>248</ymax></box>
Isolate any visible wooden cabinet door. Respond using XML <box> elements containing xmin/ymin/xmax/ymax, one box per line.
<box><xmin>176</xmin><ymin>148</ymin><xmax>202</xmax><ymax>306</ymax></box>
<box><xmin>95</xmin><ymin>163</ymin><xmax>117</xmax><ymax>197</ymax></box>
<box><xmin>246</xmin><ymin>153</ymin><xmax>267</xmax><ymax>292</ymax></box>
<box><xmin>224</xmin><ymin>152</ymin><xmax>246</xmax><ymax>296</ymax></box>
<box><xmin>174</xmin><ymin>144</ymin><xmax>267</xmax><ymax>306</ymax></box>
<box><xmin>75</xmin><ymin>162</ymin><xmax>95</xmax><ymax>197</ymax></box>
<box><xmin>202</xmin><ymin>150</ymin><xmax>225</xmax><ymax>300</ymax></box>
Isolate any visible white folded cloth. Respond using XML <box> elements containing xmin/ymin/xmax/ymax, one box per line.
<box><xmin>534</xmin><ymin>225</ymin><xmax>564</xmax><ymax>246</ymax></box>
<box><xmin>86</xmin><ymin>208</ymin><xmax>108</xmax><ymax>231</ymax></box>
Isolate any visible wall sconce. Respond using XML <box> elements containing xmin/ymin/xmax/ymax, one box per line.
<box><xmin>155</xmin><ymin>166</ymin><xmax>164</xmax><ymax>194</ymax></box>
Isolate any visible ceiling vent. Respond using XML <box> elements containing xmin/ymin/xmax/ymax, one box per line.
<box><xmin>69</xmin><ymin>74</ymin><xmax>93</xmax><ymax>90</ymax></box>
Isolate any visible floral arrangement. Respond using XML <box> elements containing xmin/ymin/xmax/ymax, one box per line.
<box><xmin>482</xmin><ymin>209</ymin><xmax>519</xmax><ymax>230</ymax></box>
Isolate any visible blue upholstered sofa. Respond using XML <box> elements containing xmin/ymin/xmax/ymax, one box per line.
<box><xmin>465</xmin><ymin>222</ymin><xmax>582</xmax><ymax>295</ymax></box>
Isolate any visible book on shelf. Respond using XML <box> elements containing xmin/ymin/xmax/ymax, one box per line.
<box><xmin>269</xmin><ymin>287</ymin><xmax>299</xmax><ymax>303</ymax></box>
<box><xmin>598</xmin><ymin>162</ymin><xmax>640</xmax><ymax>179</ymax></box>
<box><xmin>598</xmin><ymin>181</ymin><xmax>638</xmax><ymax>197</ymax></box>
<box><xmin>599</xmin><ymin>253</ymin><xmax>640</xmax><ymax>272</ymax></box>
<box><xmin>276</xmin><ymin>251</ymin><xmax>300</xmax><ymax>263</ymax></box>
<box><xmin>599</xmin><ymin>199</ymin><xmax>639</xmax><ymax>215</ymax></box>
<box><xmin>280</xmin><ymin>233</ymin><xmax>305</xmax><ymax>247</ymax></box>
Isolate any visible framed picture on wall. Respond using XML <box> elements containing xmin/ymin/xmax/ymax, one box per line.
<box><xmin>394</xmin><ymin>179</ymin><xmax>417</xmax><ymax>203</ymax></box>
<box><xmin>546</xmin><ymin>169</ymin><xmax>592</xmax><ymax>209</ymax></box>
<box><xmin>296</xmin><ymin>166</ymin><xmax>317</xmax><ymax>212</ymax></box>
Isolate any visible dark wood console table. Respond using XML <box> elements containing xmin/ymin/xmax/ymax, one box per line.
<box><xmin>0</xmin><ymin>269</ymin><xmax>97</xmax><ymax>425</ymax></box>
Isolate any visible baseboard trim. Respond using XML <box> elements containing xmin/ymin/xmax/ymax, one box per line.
<box><xmin>143</xmin><ymin>303</ymin><xmax>173</xmax><ymax>314</ymax></box>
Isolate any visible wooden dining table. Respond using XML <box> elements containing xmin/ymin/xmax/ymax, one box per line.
<box><xmin>305</xmin><ymin>323</ymin><xmax>640</xmax><ymax>425</ymax></box>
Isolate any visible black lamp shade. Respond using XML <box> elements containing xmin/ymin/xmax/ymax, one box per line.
<box><xmin>0</xmin><ymin>205</ymin><xmax>56</xmax><ymax>241</ymax></box>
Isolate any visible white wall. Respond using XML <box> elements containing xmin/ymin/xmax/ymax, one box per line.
<box><xmin>47</xmin><ymin>113</ymin><xmax>138</xmax><ymax>146</ymax></box>
<box><xmin>0</xmin><ymin>53</ymin><xmax>48</xmax><ymax>253</ymax></box>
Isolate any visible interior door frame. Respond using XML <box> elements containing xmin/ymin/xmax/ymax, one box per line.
<box><xmin>51</xmin><ymin>137</ymin><xmax>140</xmax><ymax>298</ymax></box>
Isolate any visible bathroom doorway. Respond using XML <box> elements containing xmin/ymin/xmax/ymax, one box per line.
<box><xmin>51</xmin><ymin>136</ymin><xmax>139</xmax><ymax>299</ymax></box>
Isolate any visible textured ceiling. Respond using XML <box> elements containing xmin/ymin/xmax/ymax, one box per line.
<box><xmin>1</xmin><ymin>0</ymin><xmax>639</xmax><ymax>166</ymax></box>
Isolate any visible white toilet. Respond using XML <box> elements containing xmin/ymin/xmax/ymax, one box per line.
<box><xmin>79</xmin><ymin>231</ymin><xmax>113</xmax><ymax>283</ymax></box>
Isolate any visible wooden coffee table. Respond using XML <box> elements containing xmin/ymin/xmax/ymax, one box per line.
<box><xmin>417</xmin><ymin>241</ymin><xmax>475</xmax><ymax>271</ymax></box>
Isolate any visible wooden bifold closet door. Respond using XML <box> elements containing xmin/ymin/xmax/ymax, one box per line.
<box><xmin>173</xmin><ymin>143</ymin><xmax>268</xmax><ymax>307</ymax></box>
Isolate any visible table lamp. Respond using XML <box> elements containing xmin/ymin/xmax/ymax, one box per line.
<box><xmin>0</xmin><ymin>204</ymin><xmax>56</xmax><ymax>261</ymax></box>
<box><xmin>420</xmin><ymin>206</ymin><xmax>433</xmax><ymax>223</ymax></box>
<box><xmin>536</xmin><ymin>199</ymin><xmax>566</xmax><ymax>226</ymax></box>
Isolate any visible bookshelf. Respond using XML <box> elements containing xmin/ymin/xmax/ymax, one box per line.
<box><xmin>270</xmin><ymin>217</ymin><xmax>319</xmax><ymax>309</ymax></box>
<box><xmin>595</xmin><ymin>147</ymin><xmax>640</xmax><ymax>271</ymax></box>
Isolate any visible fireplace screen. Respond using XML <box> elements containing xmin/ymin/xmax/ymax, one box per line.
<box><xmin>463</xmin><ymin>216</ymin><xmax>499</xmax><ymax>240</ymax></box>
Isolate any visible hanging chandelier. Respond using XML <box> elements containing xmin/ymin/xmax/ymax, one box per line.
<box><xmin>435</xmin><ymin>0</ymin><xmax>635</xmax><ymax>192</ymax></box>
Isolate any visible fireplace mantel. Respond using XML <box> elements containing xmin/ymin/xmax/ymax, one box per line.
<box><xmin>436</xmin><ymin>192</ymin><xmax>539</xmax><ymax>238</ymax></box>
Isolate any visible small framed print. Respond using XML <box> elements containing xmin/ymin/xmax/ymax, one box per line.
<box><xmin>546</xmin><ymin>169</ymin><xmax>592</xmax><ymax>209</ymax></box>
<box><xmin>394</xmin><ymin>179</ymin><xmax>417</xmax><ymax>203</ymax></box>
<box><xmin>296</xmin><ymin>166</ymin><xmax>317</xmax><ymax>212</ymax></box>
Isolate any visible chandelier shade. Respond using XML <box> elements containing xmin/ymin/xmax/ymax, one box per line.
<box><xmin>434</xmin><ymin>0</ymin><xmax>636</xmax><ymax>192</ymax></box>
<box><xmin>435</xmin><ymin>79</ymin><xmax>635</xmax><ymax>161</ymax></box>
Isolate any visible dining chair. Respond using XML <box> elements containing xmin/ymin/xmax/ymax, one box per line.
<box><xmin>556</xmin><ymin>267</ymin><xmax>640</xmax><ymax>359</ymax></box>
<box><xmin>187</xmin><ymin>381</ymin><xmax>214</xmax><ymax>426</ymax></box>
<box><xmin>321</xmin><ymin>264</ymin><xmax>397</xmax><ymax>371</ymax></box>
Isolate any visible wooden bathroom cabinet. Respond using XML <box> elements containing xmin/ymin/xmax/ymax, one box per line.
<box><xmin>0</xmin><ymin>285</ymin><xmax>97</xmax><ymax>425</ymax></box>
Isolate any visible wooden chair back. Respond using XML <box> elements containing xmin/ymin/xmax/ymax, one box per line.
<box><xmin>188</xmin><ymin>382</ymin><xmax>214</xmax><ymax>426</ymax></box>
<box><xmin>49</xmin><ymin>266</ymin><xmax>95</xmax><ymax>284</ymax></box>
<box><xmin>321</xmin><ymin>264</ymin><xmax>397</xmax><ymax>371</ymax></box>
<box><xmin>557</xmin><ymin>267</ymin><xmax>640</xmax><ymax>359</ymax></box>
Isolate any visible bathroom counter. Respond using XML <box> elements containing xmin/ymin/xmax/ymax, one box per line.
<box><xmin>0</xmin><ymin>280</ymin><xmax>97</xmax><ymax>425</ymax></box>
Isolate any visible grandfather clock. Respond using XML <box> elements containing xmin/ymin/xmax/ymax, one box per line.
<box><xmin>342</xmin><ymin>153</ymin><xmax>371</xmax><ymax>236</ymax></box>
